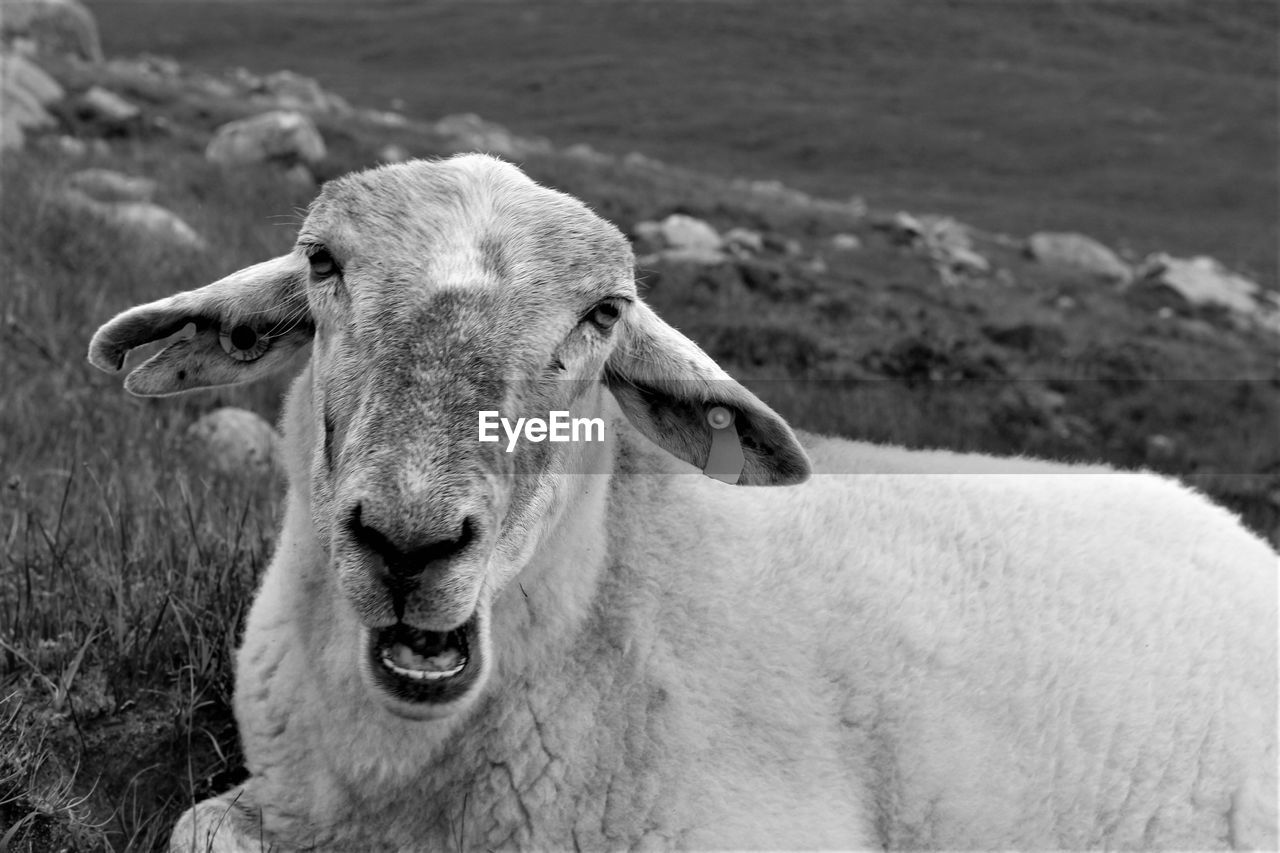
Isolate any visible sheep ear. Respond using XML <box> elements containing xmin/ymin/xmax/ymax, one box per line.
<box><xmin>88</xmin><ymin>254</ymin><xmax>313</xmax><ymax>397</ymax></box>
<box><xmin>604</xmin><ymin>300</ymin><xmax>810</xmax><ymax>486</ymax></box>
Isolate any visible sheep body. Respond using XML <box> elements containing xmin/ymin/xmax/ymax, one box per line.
<box><xmin>184</xmin><ymin>392</ymin><xmax>1277</xmax><ymax>851</ymax></box>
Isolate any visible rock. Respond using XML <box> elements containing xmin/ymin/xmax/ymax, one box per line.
<box><xmin>629</xmin><ymin>221</ymin><xmax>666</xmax><ymax>256</ymax></box>
<box><xmin>723</xmin><ymin>226</ymin><xmax>764</xmax><ymax>256</ymax></box>
<box><xmin>761</xmin><ymin>233</ymin><xmax>803</xmax><ymax>257</ymax></box>
<box><xmin>947</xmin><ymin>246</ymin><xmax>991</xmax><ymax>275</ymax></box>
<box><xmin>656</xmin><ymin>214</ymin><xmax>722</xmax><ymax>255</ymax></box>
<box><xmin>194</xmin><ymin>77</ymin><xmax>236</xmax><ymax>100</ymax></box>
<box><xmin>803</xmin><ymin>257</ymin><xmax>829</xmax><ymax>275</ymax></box>
<box><xmin>432</xmin><ymin>113</ymin><xmax>551</xmax><ymax>158</ymax></box>
<box><xmin>623</xmin><ymin>151</ymin><xmax>665</xmax><ymax>170</ymax></box>
<box><xmin>65</xmin><ymin>168</ymin><xmax>156</xmax><ymax>202</ymax></box>
<box><xmin>187</xmin><ymin>408</ymin><xmax>280</xmax><ymax>477</ymax></box>
<box><xmin>362</xmin><ymin>109</ymin><xmax>408</xmax><ymax>127</ymax></box>
<box><xmin>0</xmin><ymin>51</ymin><xmax>63</xmax><ymax>150</ymax></box>
<box><xmin>377</xmin><ymin>143</ymin><xmax>410</xmax><ymax>164</ymax></box>
<box><xmin>0</xmin><ymin>0</ymin><xmax>102</xmax><ymax>63</ymax></box>
<box><xmin>42</xmin><ymin>133</ymin><xmax>107</xmax><ymax>157</ymax></box>
<box><xmin>60</xmin><ymin>188</ymin><xmax>206</xmax><ymax>250</ymax></box>
<box><xmin>77</xmin><ymin>86</ymin><xmax>141</xmax><ymax>123</ymax></box>
<box><xmin>829</xmin><ymin>233</ymin><xmax>862</xmax><ymax>252</ymax></box>
<box><xmin>1027</xmin><ymin>232</ymin><xmax>1131</xmax><ymax>284</ymax></box>
<box><xmin>206</xmin><ymin>109</ymin><xmax>326</xmax><ymax>168</ymax></box>
<box><xmin>881</xmin><ymin>212</ymin><xmax>992</xmax><ymax>285</ymax></box>
<box><xmin>254</xmin><ymin>70</ymin><xmax>351</xmax><ymax>114</ymax></box>
<box><xmin>1144</xmin><ymin>434</ymin><xmax>1178</xmax><ymax>462</ymax></box>
<box><xmin>563</xmin><ymin>142</ymin><xmax>611</xmax><ymax>164</ymax></box>
<box><xmin>52</xmin><ymin>133</ymin><xmax>85</xmax><ymax>156</ymax></box>
<box><xmin>1134</xmin><ymin>254</ymin><xmax>1264</xmax><ymax>314</ymax></box>
<box><xmin>632</xmin><ymin>214</ymin><xmax>726</xmax><ymax>264</ymax></box>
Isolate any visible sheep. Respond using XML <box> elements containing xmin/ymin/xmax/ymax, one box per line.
<box><xmin>88</xmin><ymin>154</ymin><xmax>1278</xmax><ymax>852</ymax></box>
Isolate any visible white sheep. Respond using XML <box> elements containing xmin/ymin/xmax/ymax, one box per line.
<box><xmin>88</xmin><ymin>154</ymin><xmax>1278</xmax><ymax>852</ymax></box>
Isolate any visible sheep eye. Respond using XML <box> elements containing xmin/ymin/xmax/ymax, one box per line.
<box><xmin>585</xmin><ymin>300</ymin><xmax>621</xmax><ymax>332</ymax></box>
<box><xmin>219</xmin><ymin>324</ymin><xmax>270</xmax><ymax>362</ymax></box>
<box><xmin>309</xmin><ymin>248</ymin><xmax>338</xmax><ymax>278</ymax></box>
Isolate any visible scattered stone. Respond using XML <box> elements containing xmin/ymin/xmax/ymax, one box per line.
<box><xmin>0</xmin><ymin>0</ymin><xmax>103</xmax><ymax>63</ymax></box>
<box><xmin>623</xmin><ymin>151</ymin><xmax>665</xmax><ymax>170</ymax></box>
<box><xmin>1134</xmin><ymin>254</ymin><xmax>1263</xmax><ymax>314</ymax></box>
<box><xmin>1145</xmin><ymin>434</ymin><xmax>1178</xmax><ymax>462</ymax></box>
<box><xmin>206</xmin><ymin>109</ymin><xmax>326</xmax><ymax>168</ymax></box>
<box><xmin>196</xmin><ymin>78</ymin><xmax>237</xmax><ymax>100</ymax></box>
<box><xmin>829</xmin><ymin>233</ymin><xmax>862</xmax><ymax>252</ymax></box>
<box><xmin>60</xmin><ymin>188</ymin><xmax>206</xmax><ymax>250</ymax></box>
<box><xmin>633</xmin><ymin>214</ymin><xmax>726</xmax><ymax>263</ymax></box>
<box><xmin>563</xmin><ymin>142</ymin><xmax>611</xmax><ymax>164</ymax></box>
<box><xmin>761</xmin><ymin>233</ymin><xmax>803</xmax><ymax>257</ymax></box>
<box><xmin>1</xmin><ymin>50</ymin><xmax>63</xmax><ymax>150</ymax></box>
<box><xmin>377</xmin><ymin>143</ymin><xmax>410</xmax><ymax>164</ymax></box>
<box><xmin>732</xmin><ymin>178</ymin><xmax>816</xmax><ymax>209</ymax></box>
<box><xmin>631</xmin><ymin>220</ymin><xmax>665</xmax><ymax>252</ymax></box>
<box><xmin>42</xmin><ymin>134</ymin><xmax>107</xmax><ymax>157</ymax></box>
<box><xmin>881</xmin><ymin>212</ymin><xmax>992</xmax><ymax>285</ymax></box>
<box><xmin>432</xmin><ymin>113</ymin><xmax>551</xmax><ymax>158</ymax></box>
<box><xmin>79</xmin><ymin>86</ymin><xmax>141</xmax><ymax>123</ymax></box>
<box><xmin>362</xmin><ymin>109</ymin><xmax>408</xmax><ymax>127</ymax></box>
<box><xmin>187</xmin><ymin>408</ymin><xmax>281</xmax><ymax>477</ymax></box>
<box><xmin>802</xmin><ymin>256</ymin><xmax>829</xmax><ymax>276</ymax></box>
<box><xmin>655</xmin><ymin>214</ymin><xmax>722</xmax><ymax>256</ymax></box>
<box><xmin>52</xmin><ymin>134</ymin><xmax>85</xmax><ymax>156</ymax></box>
<box><xmin>65</xmin><ymin>168</ymin><xmax>156</xmax><ymax>202</ymax></box>
<box><xmin>254</xmin><ymin>70</ymin><xmax>351</xmax><ymax>114</ymax></box>
<box><xmin>1027</xmin><ymin>232</ymin><xmax>1131</xmax><ymax>284</ymax></box>
<box><xmin>723</xmin><ymin>226</ymin><xmax>764</xmax><ymax>256</ymax></box>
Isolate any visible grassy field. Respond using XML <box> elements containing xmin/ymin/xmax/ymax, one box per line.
<box><xmin>2</xmin><ymin>2</ymin><xmax>1278</xmax><ymax>849</ymax></box>
<box><xmin>93</xmin><ymin>0</ymin><xmax>1279</xmax><ymax>282</ymax></box>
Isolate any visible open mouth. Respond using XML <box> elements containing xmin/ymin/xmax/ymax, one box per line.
<box><xmin>367</xmin><ymin>613</ymin><xmax>482</xmax><ymax>706</ymax></box>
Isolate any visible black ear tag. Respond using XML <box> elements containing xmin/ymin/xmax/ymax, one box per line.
<box><xmin>703</xmin><ymin>406</ymin><xmax>745</xmax><ymax>484</ymax></box>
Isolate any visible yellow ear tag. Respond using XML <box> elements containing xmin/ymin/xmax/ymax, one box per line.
<box><xmin>704</xmin><ymin>405</ymin><xmax>745</xmax><ymax>484</ymax></box>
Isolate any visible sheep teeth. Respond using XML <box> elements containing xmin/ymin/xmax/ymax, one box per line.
<box><xmin>380</xmin><ymin>643</ymin><xmax>465</xmax><ymax>680</ymax></box>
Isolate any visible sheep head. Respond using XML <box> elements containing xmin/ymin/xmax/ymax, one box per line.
<box><xmin>88</xmin><ymin>154</ymin><xmax>810</xmax><ymax>720</ymax></box>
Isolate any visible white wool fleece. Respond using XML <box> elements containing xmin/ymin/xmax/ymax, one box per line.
<box><xmin>182</xmin><ymin>421</ymin><xmax>1277</xmax><ymax>851</ymax></box>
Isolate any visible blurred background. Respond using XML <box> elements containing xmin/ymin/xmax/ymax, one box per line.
<box><xmin>1</xmin><ymin>1</ymin><xmax>1276</xmax><ymax>848</ymax></box>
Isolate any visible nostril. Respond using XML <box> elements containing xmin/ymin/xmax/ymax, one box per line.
<box><xmin>346</xmin><ymin>504</ymin><xmax>477</xmax><ymax>578</ymax></box>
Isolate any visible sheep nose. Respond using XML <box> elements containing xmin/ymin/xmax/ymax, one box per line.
<box><xmin>346</xmin><ymin>503</ymin><xmax>476</xmax><ymax>578</ymax></box>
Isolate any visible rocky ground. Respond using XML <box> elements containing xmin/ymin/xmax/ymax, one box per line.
<box><xmin>2</xmin><ymin>2</ymin><xmax>1278</xmax><ymax>849</ymax></box>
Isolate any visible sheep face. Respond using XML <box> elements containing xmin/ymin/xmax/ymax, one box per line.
<box><xmin>293</xmin><ymin>156</ymin><xmax>638</xmax><ymax>718</ymax></box>
<box><xmin>88</xmin><ymin>154</ymin><xmax>810</xmax><ymax>723</ymax></box>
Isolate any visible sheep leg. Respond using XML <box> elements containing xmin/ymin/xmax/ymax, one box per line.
<box><xmin>170</xmin><ymin>787</ymin><xmax>272</xmax><ymax>853</ymax></box>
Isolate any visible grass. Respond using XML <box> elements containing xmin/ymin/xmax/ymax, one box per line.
<box><xmin>3</xmin><ymin>3</ymin><xmax>1278</xmax><ymax>848</ymax></box>
<box><xmin>91</xmin><ymin>0</ymin><xmax>1279</xmax><ymax>282</ymax></box>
